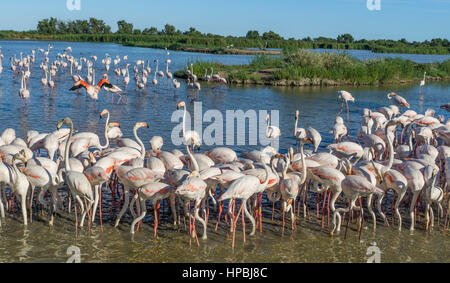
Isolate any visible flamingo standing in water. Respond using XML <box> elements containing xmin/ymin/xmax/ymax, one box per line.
<box><xmin>387</xmin><ymin>92</ymin><xmax>410</xmax><ymax>113</ymax></box>
<box><xmin>57</xmin><ymin>118</ymin><xmax>94</xmax><ymax>229</ymax></box>
<box><xmin>420</xmin><ymin>72</ymin><xmax>426</xmax><ymax>93</ymax></box>
<box><xmin>218</xmin><ymin>152</ymin><xmax>273</xmax><ymax>249</ymax></box>
<box><xmin>177</xmin><ymin>101</ymin><xmax>201</xmax><ymax>150</ymax></box>
<box><xmin>266</xmin><ymin>113</ymin><xmax>281</xmax><ymax>148</ymax></box>
<box><xmin>175</xmin><ymin>142</ymin><xmax>208</xmax><ymax>246</ymax></box>
<box><xmin>18</xmin><ymin>70</ymin><xmax>30</xmax><ymax>109</ymax></box>
<box><xmin>293</xmin><ymin>110</ymin><xmax>306</xmax><ymax>152</ymax></box>
<box><xmin>337</xmin><ymin>90</ymin><xmax>355</xmax><ymax>126</ymax></box>
<box><xmin>166</xmin><ymin>59</ymin><xmax>173</xmax><ymax>88</ymax></box>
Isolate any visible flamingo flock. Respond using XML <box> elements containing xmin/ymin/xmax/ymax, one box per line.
<box><xmin>2</xmin><ymin>45</ymin><xmax>228</xmax><ymax>111</ymax></box>
<box><xmin>0</xmin><ymin>88</ymin><xmax>447</xmax><ymax>249</ymax></box>
<box><xmin>0</xmin><ymin>44</ymin><xmax>449</xmax><ymax>250</ymax></box>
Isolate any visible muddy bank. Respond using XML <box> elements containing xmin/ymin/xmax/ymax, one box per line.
<box><xmin>175</xmin><ymin>70</ymin><xmax>450</xmax><ymax>87</ymax></box>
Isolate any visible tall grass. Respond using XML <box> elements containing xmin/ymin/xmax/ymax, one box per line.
<box><xmin>185</xmin><ymin>50</ymin><xmax>450</xmax><ymax>84</ymax></box>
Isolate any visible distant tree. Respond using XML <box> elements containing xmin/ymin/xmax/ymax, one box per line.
<box><xmin>246</xmin><ymin>30</ymin><xmax>260</xmax><ymax>39</ymax></box>
<box><xmin>142</xmin><ymin>27</ymin><xmax>158</xmax><ymax>35</ymax></box>
<box><xmin>185</xmin><ymin>27</ymin><xmax>202</xmax><ymax>36</ymax></box>
<box><xmin>163</xmin><ymin>24</ymin><xmax>176</xmax><ymax>35</ymax></box>
<box><xmin>133</xmin><ymin>29</ymin><xmax>142</xmax><ymax>35</ymax></box>
<box><xmin>337</xmin><ymin>33</ymin><xmax>354</xmax><ymax>43</ymax></box>
<box><xmin>262</xmin><ymin>30</ymin><xmax>283</xmax><ymax>41</ymax></box>
<box><xmin>89</xmin><ymin>18</ymin><xmax>111</xmax><ymax>34</ymax></box>
<box><xmin>75</xmin><ymin>20</ymin><xmax>90</xmax><ymax>34</ymax></box>
<box><xmin>57</xmin><ymin>20</ymin><xmax>68</xmax><ymax>34</ymax></box>
<box><xmin>117</xmin><ymin>20</ymin><xmax>133</xmax><ymax>34</ymax></box>
<box><xmin>37</xmin><ymin>18</ymin><xmax>58</xmax><ymax>34</ymax></box>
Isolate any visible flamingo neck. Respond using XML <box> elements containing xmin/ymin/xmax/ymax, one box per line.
<box><xmin>100</xmin><ymin>112</ymin><xmax>110</xmax><ymax>150</ymax></box>
<box><xmin>385</xmin><ymin>125</ymin><xmax>394</xmax><ymax>171</ymax></box>
<box><xmin>300</xmin><ymin>141</ymin><xmax>307</xmax><ymax>184</ymax></box>
<box><xmin>134</xmin><ymin>125</ymin><xmax>146</xmax><ymax>159</ymax></box>
<box><xmin>262</xmin><ymin>161</ymin><xmax>271</xmax><ymax>187</ymax></box>
<box><xmin>186</xmin><ymin>144</ymin><xmax>200</xmax><ymax>173</ymax></box>
<box><xmin>64</xmin><ymin>122</ymin><xmax>73</xmax><ymax>172</ymax></box>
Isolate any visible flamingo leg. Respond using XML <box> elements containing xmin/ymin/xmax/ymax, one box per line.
<box><xmin>232</xmin><ymin>201</ymin><xmax>244</xmax><ymax>250</ymax></box>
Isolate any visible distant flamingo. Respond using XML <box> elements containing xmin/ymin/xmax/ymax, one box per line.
<box><xmin>337</xmin><ymin>90</ymin><xmax>355</xmax><ymax>126</ymax></box>
<box><xmin>387</xmin><ymin>92</ymin><xmax>410</xmax><ymax>112</ymax></box>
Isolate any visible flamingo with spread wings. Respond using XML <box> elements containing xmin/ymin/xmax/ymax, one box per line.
<box><xmin>69</xmin><ymin>78</ymin><xmax>114</xmax><ymax>104</ymax></box>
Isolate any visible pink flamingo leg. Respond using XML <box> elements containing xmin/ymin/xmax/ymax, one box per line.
<box><xmin>232</xmin><ymin>202</ymin><xmax>244</xmax><ymax>250</ymax></box>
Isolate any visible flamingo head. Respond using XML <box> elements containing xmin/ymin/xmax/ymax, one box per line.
<box><xmin>12</xmin><ymin>152</ymin><xmax>28</xmax><ymax>167</ymax></box>
<box><xmin>387</xmin><ymin>92</ymin><xmax>397</xmax><ymax>99</ymax></box>
<box><xmin>177</xmin><ymin>101</ymin><xmax>186</xmax><ymax>110</ymax></box>
<box><xmin>57</xmin><ymin>117</ymin><xmax>72</xmax><ymax>130</ymax></box>
<box><xmin>89</xmin><ymin>152</ymin><xmax>96</xmax><ymax>166</ymax></box>
<box><xmin>289</xmin><ymin>148</ymin><xmax>294</xmax><ymax>162</ymax></box>
<box><xmin>100</xmin><ymin>109</ymin><xmax>109</xmax><ymax>119</ymax></box>
<box><xmin>136</xmin><ymin>122</ymin><xmax>149</xmax><ymax>129</ymax></box>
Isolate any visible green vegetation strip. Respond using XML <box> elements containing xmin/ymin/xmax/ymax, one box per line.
<box><xmin>176</xmin><ymin>50</ymin><xmax>450</xmax><ymax>86</ymax></box>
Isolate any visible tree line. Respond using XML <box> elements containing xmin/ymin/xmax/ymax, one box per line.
<box><xmin>3</xmin><ymin>18</ymin><xmax>445</xmax><ymax>55</ymax></box>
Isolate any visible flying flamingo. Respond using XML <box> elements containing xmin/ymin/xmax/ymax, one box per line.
<box><xmin>69</xmin><ymin>78</ymin><xmax>114</xmax><ymax>107</ymax></box>
<box><xmin>102</xmin><ymin>74</ymin><xmax>124</xmax><ymax>104</ymax></box>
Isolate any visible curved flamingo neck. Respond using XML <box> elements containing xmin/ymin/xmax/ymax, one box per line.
<box><xmin>385</xmin><ymin>125</ymin><xmax>395</xmax><ymax>171</ymax></box>
<box><xmin>100</xmin><ymin>112</ymin><xmax>110</xmax><ymax>150</ymax></box>
<box><xmin>262</xmin><ymin>160</ymin><xmax>271</xmax><ymax>187</ymax></box>
<box><xmin>64</xmin><ymin>121</ymin><xmax>74</xmax><ymax>172</ymax></box>
<box><xmin>134</xmin><ymin>125</ymin><xmax>146</xmax><ymax>159</ymax></box>
<box><xmin>186</xmin><ymin>144</ymin><xmax>200</xmax><ymax>173</ymax></box>
<box><xmin>282</xmin><ymin>155</ymin><xmax>289</xmax><ymax>179</ymax></box>
<box><xmin>299</xmin><ymin>141</ymin><xmax>307</xmax><ymax>184</ymax></box>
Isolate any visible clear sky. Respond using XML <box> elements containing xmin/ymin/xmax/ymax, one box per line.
<box><xmin>0</xmin><ymin>0</ymin><xmax>449</xmax><ymax>41</ymax></box>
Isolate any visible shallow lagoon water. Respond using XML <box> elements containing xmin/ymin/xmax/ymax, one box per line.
<box><xmin>0</xmin><ymin>40</ymin><xmax>448</xmax><ymax>263</ymax></box>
